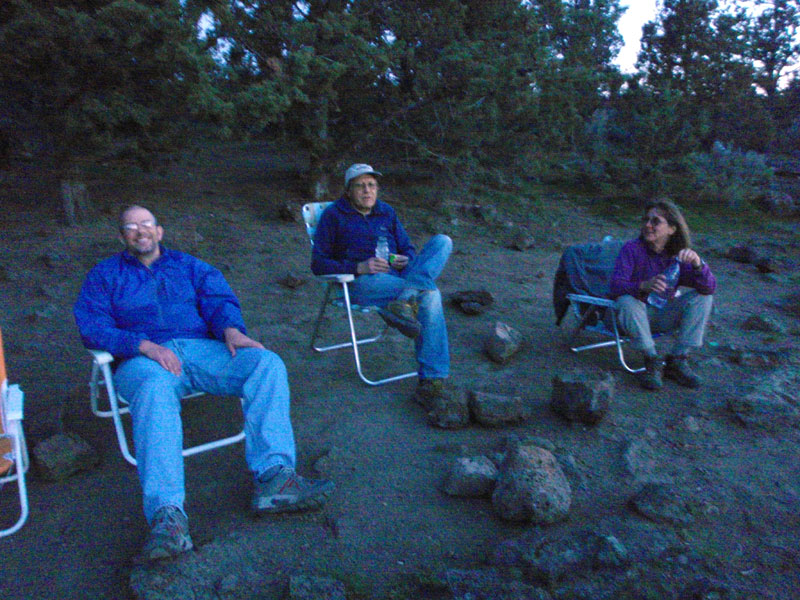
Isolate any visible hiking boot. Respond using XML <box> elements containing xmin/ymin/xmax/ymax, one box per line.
<box><xmin>140</xmin><ymin>505</ymin><xmax>193</xmax><ymax>561</ymax></box>
<box><xmin>252</xmin><ymin>467</ymin><xmax>335</xmax><ymax>515</ymax></box>
<box><xmin>378</xmin><ymin>299</ymin><xmax>421</xmax><ymax>339</ymax></box>
<box><xmin>664</xmin><ymin>355</ymin><xmax>701</xmax><ymax>388</ymax></box>
<box><xmin>413</xmin><ymin>378</ymin><xmax>449</xmax><ymax>409</ymax></box>
<box><xmin>638</xmin><ymin>355</ymin><xmax>664</xmax><ymax>390</ymax></box>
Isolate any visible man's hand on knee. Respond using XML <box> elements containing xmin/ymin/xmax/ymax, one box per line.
<box><xmin>139</xmin><ymin>340</ymin><xmax>183</xmax><ymax>376</ymax></box>
<box><xmin>224</xmin><ymin>327</ymin><xmax>265</xmax><ymax>357</ymax></box>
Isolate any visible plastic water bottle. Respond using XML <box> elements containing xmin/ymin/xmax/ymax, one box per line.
<box><xmin>375</xmin><ymin>235</ymin><xmax>389</xmax><ymax>261</ymax></box>
<box><xmin>647</xmin><ymin>258</ymin><xmax>681</xmax><ymax>309</ymax></box>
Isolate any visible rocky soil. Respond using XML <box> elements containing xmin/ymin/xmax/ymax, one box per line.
<box><xmin>0</xmin><ymin>143</ymin><xmax>799</xmax><ymax>599</ymax></box>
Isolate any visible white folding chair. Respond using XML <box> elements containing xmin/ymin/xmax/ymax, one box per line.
<box><xmin>88</xmin><ymin>349</ymin><xmax>245</xmax><ymax>466</ymax></box>
<box><xmin>0</xmin><ymin>327</ymin><xmax>29</xmax><ymax>538</ymax></box>
<box><xmin>302</xmin><ymin>201</ymin><xmax>417</xmax><ymax>386</ymax></box>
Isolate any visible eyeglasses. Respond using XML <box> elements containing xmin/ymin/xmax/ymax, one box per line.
<box><xmin>121</xmin><ymin>219</ymin><xmax>157</xmax><ymax>232</ymax></box>
<box><xmin>641</xmin><ymin>216</ymin><xmax>667</xmax><ymax>227</ymax></box>
<box><xmin>351</xmin><ymin>181</ymin><xmax>378</xmax><ymax>191</ymax></box>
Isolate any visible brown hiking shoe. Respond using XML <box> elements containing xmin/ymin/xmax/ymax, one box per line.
<box><xmin>638</xmin><ymin>355</ymin><xmax>664</xmax><ymax>390</ymax></box>
<box><xmin>413</xmin><ymin>378</ymin><xmax>449</xmax><ymax>409</ymax></box>
<box><xmin>664</xmin><ymin>355</ymin><xmax>701</xmax><ymax>388</ymax></box>
<box><xmin>379</xmin><ymin>299</ymin><xmax>421</xmax><ymax>339</ymax></box>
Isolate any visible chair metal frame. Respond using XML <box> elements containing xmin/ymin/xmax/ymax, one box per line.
<box><xmin>1</xmin><ymin>329</ymin><xmax>29</xmax><ymax>538</ymax></box>
<box><xmin>88</xmin><ymin>349</ymin><xmax>245</xmax><ymax>466</ymax></box>
<box><xmin>302</xmin><ymin>202</ymin><xmax>418</xmax><ymax>386</ymax></box>
<box><xmin>566</xmin><ymin>293</ymin><xmax>645</xmax><ymax>373</ymax></box>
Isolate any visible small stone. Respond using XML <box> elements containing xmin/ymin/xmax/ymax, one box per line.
<box><xmin>427</xmin><ymin>390</ymin><xmax>470</xmax><ymax>429</ymax></box>
<box><xmin>469</xmin><ymin>391</ymin><xmax>531</xmax><ymax>427</ymax></box>
<box><xmin>276</xmin><ymin>273</ymin><xmax>307</xmax><ymax>289</ymax></box>
<box><xmin>551</xmin><ymin>370</ymin><xmax>614</xmax><ymax>425</ymax></box>
<box><xmin>32</xmin><ymin>432</ymin><xmax>100</xmax><ymax>481</ymax></box>
<box><xmin>629</xmin><ymin>483</ymin><xmax>695</xmax><ymax>525</ymax></box>
<box><xmin>742</xmin><ymin>314</ymin><xmax>786</xmax><ymax>334</ymax></box>
<box><xmin>441</xmin><ymin>456</ymin><xmax>499</xmax><ymax>497</ymax></box>
<box><xmin>485</xmin><ymin>321</ymin><xmax>523</xmax><ymax>364</ymax></box>
<box><xmin>289</xmin><ymin>575</ymin><xmax>346</xmax><ymax>600</ymax></box>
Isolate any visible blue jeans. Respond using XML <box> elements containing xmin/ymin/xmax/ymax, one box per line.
<box><xmin>350</xmin><ymin>234</ymin><xmax>452</xmax><ymax>379</ymax></box>
<box><xmin>114</xmin><ymin>338</ymin><xmax>296</xmax><ymax>523</ymax></box>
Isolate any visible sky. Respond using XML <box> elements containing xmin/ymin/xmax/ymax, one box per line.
<box><xmin>615</xmin><ymin>0</ymin><xmax>658</xmax><ymax>73</ymax></box>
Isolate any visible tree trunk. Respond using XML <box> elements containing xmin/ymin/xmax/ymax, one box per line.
<box><xmin>60</xmin><ymin>179</ymin><xmax>90</xmax><ymax>226</ymax></box>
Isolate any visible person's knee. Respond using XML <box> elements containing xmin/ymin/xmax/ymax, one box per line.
<box><xmin>250</xmin><ymin>348</ymin><xmax>288</xmax><ymax>380</ymax></box>
<box><xmin>431</xmin><ymin>234</ymin><xmax>453</xmax><ymax>256</ymax></box>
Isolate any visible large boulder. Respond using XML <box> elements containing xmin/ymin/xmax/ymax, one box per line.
<box><xmin>492</xmin><ymin>444</ymin><xmax>571</xmax><ymax>523</ymax></box>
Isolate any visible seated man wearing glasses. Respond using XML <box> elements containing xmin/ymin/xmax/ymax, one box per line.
<box><xmin>74</xmin><ymin>205</ymin><xmax>334</xmax><ymax>561</ymax></box>
<box><xmin>311</xmin><ymin>163</ymin><xmax>453</xmax><ymax>401</ymax></box>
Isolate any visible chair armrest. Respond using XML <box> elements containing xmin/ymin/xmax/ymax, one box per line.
<box><xmin>316</xmin><ymin>274</ymin><xmax>356</xmax><ymax>283</ymax></box>
<box><xmin>4</xmin><ymin>384</ymin><xmax>23</xmax><ymax>421</ymax></box>
<box><xmin>566</xmin><ymin>294</ymin><xmax>617</xmax><ymax>308</ymax></box>
<box><xmin>88</xmin><ymin>349</ymin><xmax>115</xmax><ymax>366</ymax></box>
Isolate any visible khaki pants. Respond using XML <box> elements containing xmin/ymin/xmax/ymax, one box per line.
<box><xmin>615</xmin><ymin>290</ymin><xmax>713</xmax><ymax>356</ymax></box>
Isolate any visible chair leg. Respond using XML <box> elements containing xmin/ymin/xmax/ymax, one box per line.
<box><xmin>0</xmin><ymin>388</ymin><xmax>29</xmax><ymax>538</ymax></box>
<box><xmin>92</xmin><ymin>359</ymin><xmax>245</xmax><ymax>466</ymax></box>
<box><xmin>340</xmin><ymin>282</ymin><xmax>417</xmax><ymax>386</ymax></box>
<box><xmin>568</xmin><ymin>306</ymin><xmax>644</xmax><ymax>374</ymax></box>
<box><xmin>311</xmin><ymin>282</ymin><xmax>385</xmax><ymax>352</ymax></box>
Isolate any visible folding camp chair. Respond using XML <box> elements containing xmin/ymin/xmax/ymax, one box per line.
<box><xmin>0</xmin><ymin>327</ymin><xmax>29</xmax><ymax>538</ymax></box>
<box><xmin>553</xmin><ymin>237</ymin><xmax>650</xmax><ymax>374</ymax></box>
<box><xmin>88</xmin><ymin>349</ymin><xmax>246</xmax><ymax>466</ymax></box>
<box><xmin>302</xmin><ymin>202</ymin><xmax>418</xmax><ymax>386</ymax></box>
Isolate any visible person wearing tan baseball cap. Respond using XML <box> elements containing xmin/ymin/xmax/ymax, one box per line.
<box><xmin>311</xmin><ymin>163</ymin><xmax>453</xmax><ymax>402</ymax></box>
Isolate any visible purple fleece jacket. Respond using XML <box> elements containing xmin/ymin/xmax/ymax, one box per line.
<box><xmin>609</xmin><ymin>237</ymin><xmax>716</xmax><ymax>302</ymax></box>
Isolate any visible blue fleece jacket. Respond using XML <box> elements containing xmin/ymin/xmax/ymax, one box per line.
<box><xmin>311</xmin><ymin>196</ymin><xmax>416</xmax><ymax>275</ymax></box>
<box><xmin>73</xmin><ymin>246</ymin><xmax>246</xmax><ymax>358</ymax></box>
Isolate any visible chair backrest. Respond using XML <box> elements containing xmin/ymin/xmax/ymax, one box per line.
<box><xmin>302</xmin><ymin>202</ymin><xmax>333</xmax><ymax>247</ymax></box>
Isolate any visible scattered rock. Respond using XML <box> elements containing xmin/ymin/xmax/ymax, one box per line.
<box><xmin>427</xmin><ymin>390</ymin><xmax>470</xmax><ymax>429</ymax></box>
<box><xmin>550</xmin><ymin>370</ymin><xmax>614</xmax><ymax>425</ymax></box>
<box><xmin>510</xmin><ymin>228</ymin><xmax>536</xmax><ymax>251</ymax></box>
<box><xmin>492</xmin><ymin>443</ymin><xmax>571</xmax><ymax>523</ymax></box>
<box><xmin>276</xmin><ymin>273</ymin><xmax>307</xmax><ymax>289</ymax></box>
<box><xmin>622</xmin><ymin>440</ymin><xmax>658</xmax><ymax>482</ymax></box>
<box><xmin>485</xmin><ymin>321</ymin><xmax>523</xmax><ymax>364</ymax></box>
<box><xmin>726</xmin><ymin>367</ymin><xmax>800</xmax><ymax>429</ymax></box>
<box><xmin>26</xmin><ymin>303</ymin><xmax>58</xmax><ymax>322</ymax></box>
<box><xmin>683</xmin><ymin>416</ymin><xmax>701</xmax><ymax>433</ymax></box>
<box><xmin>755</xmin><ymin>256</ymin><xmax>779</xmax><ymax>273</ymax></box>
<box><xmin>289</xmin><ymin>574</ymin><xmax>346</xmax><ymax>600</ymax></box>
<box><xmin>468</xmin><ymin>391</ymin><xmax>531</xmax><ymax>427</ymax></box>
<box><xmin>629</xmin><ymin>483</ymin><xmax>695</xmax><ymax>525</ymax></box>
<box><xmin>32</xmin><ymin>432</ymin><xmax>100</xmax><ymax>481</ymax></box>
<box><xmin>445</xmin><ymin>568</ymin><xmax>552</xmax><ymax>600</ymax></box>
<box><xmin>441</xmin><ymin>455</ymin><xmax>498</xmax><ymax>497</ymax></box>
<box><xmin>449</xmin><ymin>289</ymin><xmax>494</xmax><ymax>315</ymax></box>
<box><xmin>742</xmin><ymin>314</ymin><xmax>786</xmax><ymax>334</ymax></box>
<box><xmin>725</xmin><ymin>244</ymin><xmax>757</xmax><ymax>264</ymax></box>
<box><xmin>593</xmin><ymin>534</ymin><xmax>629</xmax><ymax>568</ymax></box>
<box><xmin>279</xmin><ymin>202</ymin><xmax>301</xmax><ymax>223</ymax></box>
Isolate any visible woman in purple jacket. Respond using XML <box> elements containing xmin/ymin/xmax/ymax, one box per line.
<box><xmin>609</xmin><ymin>199</ymin><xmax>715</xmax><ymax>390</ymax></box>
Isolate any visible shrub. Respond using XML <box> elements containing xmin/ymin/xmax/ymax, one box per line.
<box><xmin>683</xmin><ymin>141</ymin><xmax>773</xmax><ymax>208</ymax></box>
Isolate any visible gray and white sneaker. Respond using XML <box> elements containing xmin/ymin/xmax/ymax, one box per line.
<box><xmin>252</xmin><ymin>467</ymin><xmax>334</xmax><ymax>515</ymax></box>
<box><xmin>140</xmin><ymin>505</ymin><xmax>193</xmax><ymax>561</ymax></box>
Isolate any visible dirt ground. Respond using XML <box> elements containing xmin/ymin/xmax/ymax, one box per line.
<box><xmin>1</xmin><ymin>144</ymin><xmax>799</xmax><ymax>599</ymax></box>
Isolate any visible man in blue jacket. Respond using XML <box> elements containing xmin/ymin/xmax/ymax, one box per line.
<box><xmin>311</xmin><ymin>163</ymin><xmax>452</xmax><ymax>401</ymax></box>
<box><xmin>74</xmin><ymin>205</ymin><xmax>334</xmax><ymax>561</ymax></box>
